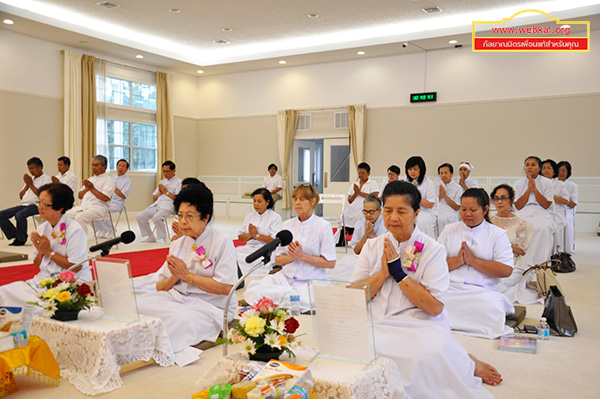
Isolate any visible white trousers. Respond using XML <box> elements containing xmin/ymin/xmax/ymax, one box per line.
<box><xmin>136</xmin><ymin>205</ymin><xmax>171</xmax><ymax>240</ymax></box>
<box><xmin>66</xmin><ymin>206</ymin><xmax>105</xmax><ymax>235</ymax></box>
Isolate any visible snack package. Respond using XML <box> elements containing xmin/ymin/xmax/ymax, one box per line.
<box><xmin>0</xmin><ymin>307</ymin><xmax>22</xmax><ymax>333</ymax></box>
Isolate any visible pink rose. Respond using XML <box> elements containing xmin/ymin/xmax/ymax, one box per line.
<box><xmin>232</xmin><ymin>333</ymin><xmax>245</xmax><ymax>343</ymax></box>
<box><xmin>59</xmin><ymin>223</ymin><xmax>67</xmax><ymax>231</ymax></box>
<box><xmin>253</xmin><ymin>297</ymin><xmax>275</xmax><ymax>314</ymax></box>
<box><xmin>59</xmin><ymin>270</ymin><xmax>76</xmax><ymax>283</ymax></box>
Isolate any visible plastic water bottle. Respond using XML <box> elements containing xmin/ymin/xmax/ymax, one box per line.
<box><xmin>9</xmin><ymin>321</ymin><xmax>26</xmax><ymax>347</ymax></box>
<box><xmin>290</xmin><ymin>286</ymin><xmax>301</xmax><ymax>316</ymax></box>
<box><xmin>537</xmin><ymin>317</ymin><xmax>550</xmax><ymax>340</ymax></box>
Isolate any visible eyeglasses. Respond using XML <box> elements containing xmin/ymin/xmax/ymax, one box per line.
<box><xmin>362</xmin><ymin>209</ymin><xmax>380</xmax><ymax>215</ymax></box>
<box><xmin>35</xmin><ymin>201</ymin><xmax>53</xmax><ymax>208</ymax></box>
<box><xmin>492</xmin><ymin>197</ymin><xmax>510</xmax><ymax>202</ymax></box>
<box><xmin>176</xmin><ymin>213</ymin><xmax>202</xmax><ymax>222</ymax></box>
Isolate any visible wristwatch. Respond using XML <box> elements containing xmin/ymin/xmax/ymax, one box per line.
<box><xmin>49</xmin><ymin>251</ymin><xmax>56</xmax><ymax>259</ymax></box>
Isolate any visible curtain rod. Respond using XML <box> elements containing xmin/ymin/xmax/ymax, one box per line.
<box><xmin>104</xmin><ymin>59</ymin><xmax>158</xmax><ymax>75</ymax></box>
<box><xmin>294</xmin><ymin>103</ymin><xmax>366</xmax><ymax>112</ymax></box>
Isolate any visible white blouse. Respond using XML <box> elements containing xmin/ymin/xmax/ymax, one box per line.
<box><xmin>405</xmin><ymin>177</ymin><xmax>436</xmax><ymax>213</ymax></box>
<box><xmin>514</xmin><ymin>175</ymin><xmax>554</xmax><ymax>209</ymax></box>
<box><xmin>79</xmin><ymin>172</ymin><xmax>115</xmax><ymax>211</ymax></box>
<box><xmin>349</xmin><ymin>214</ymin><xmax>387</xmax><ymax>249</ymax></box>
<box><xmin>436</xmin><ymin>179</ymin><xmax>463</xmax><ymax>214</ymax></box>
<box><xmin>238</xmin><ymin>209</ymin><xmax>283</xmax><ymax>249</ymax></box>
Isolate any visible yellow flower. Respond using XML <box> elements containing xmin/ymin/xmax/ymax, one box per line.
<box><xmin>44</xmin><ymin>288</ymin><xmax>59</xmax><ymax>300</ymax></box>
<box><xmin>244</xmin><ymin>316</ymin><xmax>266</xmax><ymax>337</ymax></box>
<box><xmin>277</xmin><ymin>335</ymin><xmax>288</xmax><ymax>346</ymax></box>
<box><xmin>39</xmin><ymin>277</ymin><xmax>54</xmax><ymax>288</ymax></box>
<box><xmin>57</xmin><ymin>291</ymin><xmax>71</xmax><ymax>302</ymax></box>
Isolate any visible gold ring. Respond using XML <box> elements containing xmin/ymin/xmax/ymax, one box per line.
<box><xmin>36</xmin><ymin>241</ymin><xmax>40</xmax><ymax>244</ymax></box>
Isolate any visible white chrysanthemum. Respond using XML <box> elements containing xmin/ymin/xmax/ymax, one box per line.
<box><xmin>35</xmin><ymin>290</ymin><xmax>45</xmax><ymax>299</ymax></box>
<box><xmin>269</xmin><ymin>319</ymin><xmax>285</xmax><ymax>334</ymax></box>
<box><xmin>56</xmin><ymin>281</ymin><xmax>71</xmax><ymax>292</ymax></box>
<box><xmin>242</xmin><ymin>339</ymin><xmax>257</xmax><ymax>355</ymax></box>
<box><xmin>275</xmin><ymin>308</ymin><xmax>289</xmax><ymax>320</ymax></box>
<box><xmin>41</xmin><ymin>301</ymin><xmax>57</xmax><ymax>317</ymax></box>
<box><xmin>227</xmin><ymin>329</ymin><xmax>235</xmax><ymax>340</ymax></box>
<box><xmin>264</xmin><ymin>332</ymin><xmax>281</xmax><ymax>349</ymax></box>
<box><xmin>239</xmin><ymin>308</ymin><xmax>258</xmax><ymax>326</ymax></box>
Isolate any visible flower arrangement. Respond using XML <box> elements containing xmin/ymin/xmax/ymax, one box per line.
<box><xmin>218</xmin><ymin>297</ymin><xmax>302</xmax><ymax>358</ymax></box>
<box><xmin>192</xmin><ymin>245</ymin><xmax>213</xmax><ymax>269</ymax></box>
<box><xmin>50</xmin><ymin>222</ymin><xmax>67</xmax><ymax>245</ymax></box>
<box><xmin>403</xmin><ymin>241</ymin><xmax>424</xmax><ymax>272</ymax></box>
<box><xmin>29</xmin><ymin>270</ymin><xmax>95</xmax><ymax>318</ymax></box>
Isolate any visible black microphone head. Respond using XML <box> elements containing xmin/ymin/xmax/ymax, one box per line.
<box><xmin>276</xmin><ymin>230</ymin><xmax>293</xmax><ymax>246</ymax></box>
<box><xmin>120</xmin><ymin>231</ymin><xmax>136</xmax><ymax>244</ymax></box>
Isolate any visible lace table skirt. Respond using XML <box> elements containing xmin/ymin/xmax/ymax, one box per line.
<box><xmin>31</xmin><ymin>311</ymin><xmax>175</xmax><ymax>395</ymax></box>
<box><xmin>196</xmin><ymin>351</ymin><xmax>406</xmax><ymax>399</ymax></box>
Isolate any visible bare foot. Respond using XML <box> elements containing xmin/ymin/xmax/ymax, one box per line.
<box><xmin>470</xmin><ymin>354</ymin><xmax>502</xmax><ymax>386</ymax></box>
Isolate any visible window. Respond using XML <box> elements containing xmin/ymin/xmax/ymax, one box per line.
<box><xmin>97</xmin><ymin>66</ymin><xmax>157</xmax><ymax>171</ymax></box>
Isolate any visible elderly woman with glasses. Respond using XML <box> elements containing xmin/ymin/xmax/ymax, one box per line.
<box><xmin>243</xmin><ymin>183</ymin><xmax>336</xmax><ymax>312</ymax></box>
<box><xmin>0</xmin><ymin>183</ymin><xmax>89</xmax><ymax>307</ymax></box>
<box><xmin>136</xmin><ymin>184</ymin><xmax>237</xmax><ymax>354</ymax></box>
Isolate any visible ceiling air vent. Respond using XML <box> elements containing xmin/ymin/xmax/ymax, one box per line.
<box><xmin>422</xmin><ymin>6</ymin><xmax>442</xmax><ymax>13</ymax></box>
<box><xmin>96</xmin><ymin>1</ymin><xmax>119</xmax><ymax>8</ymax></box>
<box><xmin>296</xmin><ymin>114</ymin><xmax>312</xmax><ymax>131</ymax></box>
<box><xmin>334</xmin><ymin>111</ymin><xmax>349</xmax><ymax>129</ymax></box>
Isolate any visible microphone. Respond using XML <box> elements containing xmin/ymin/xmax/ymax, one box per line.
<box><xmin>245</xmin><ymin>230</ymin><xmax>293</xmax><ymax>264</ymax></box>
<box><xmin>89</xmin><ymin>231</ymin><xmax>136</xmax><ymax>254</ymax></box>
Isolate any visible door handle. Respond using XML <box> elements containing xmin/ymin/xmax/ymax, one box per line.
<box><xmin>324</xmin><ymin>172</ymin><xmax>328</xmax><ymax>188</ymax></box>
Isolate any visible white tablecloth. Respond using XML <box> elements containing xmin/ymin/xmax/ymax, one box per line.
<box><xmin>31</xmin><ymin>310</ymin><xmax>175</xmax><ymax>395</ymax></box>
<box><xmin>196</xmin><ymin>351</ymin><xmax>406</xmax><ymax>399</ymax></box>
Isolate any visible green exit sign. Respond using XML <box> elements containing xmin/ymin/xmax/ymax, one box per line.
<box><xmin>410</xmin><ymin>92</ymin><xmax>437</xmax><ymax>103</ymax></box>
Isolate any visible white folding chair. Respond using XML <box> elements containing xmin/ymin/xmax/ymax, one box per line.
<box><xmin>91</xmin><ymin>208</ymin><xmax>117</xmax><ymax>245</ymax></box>
<box><xmin>320</xmin><ymin>193</ymin><xmax>348</xmax><ymax>253</ymax></box>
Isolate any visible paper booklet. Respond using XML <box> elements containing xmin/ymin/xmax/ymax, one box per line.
<box><xmin>498</xmin><ymin>334</ymin><xmax>537</xmax><ymax>354</ymax></box>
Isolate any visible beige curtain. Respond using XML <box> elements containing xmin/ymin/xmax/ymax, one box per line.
<box><xmin>95</xmin><ymin>59</ymin><xmax>108</xmax><ymax>167</ymax></box>
<box><xmin>277</xmin><ymin>110</ymin><xmax>298</xmax><ymax>210</ymax></box>
<box><xmin>348</xmin><ymin>104</ymin><xmax>366</xmax><ymax>170</ymax></box>
<box><xmin>63</xmin><ymin>50</ymin><xmax>83</xmax><ymax>180</ymax></box>
<box><xmin>156</xmin><ymin>72</ymin><xmax>174</xmax><ymax>186</ymax></box>
<box><xmin>81</xmin><ymin>55</ymin><xmax>97</xmax><ymax>178</ymax></box>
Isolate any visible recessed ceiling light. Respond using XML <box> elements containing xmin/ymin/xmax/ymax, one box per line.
<box><xmin>96</xmin><ymin>1</ymin><xmax>119</xmax><ymax>8</ymax></box>
<box><xmin>308</xmin><ymin>14</ymin><xmax>318</xmax><ymax>18</ymax></box>
<box><xmin>3</xmin><ymin>19</ymin><xmax>14</xmax><ymax>25</ymax></box>
<box><xmin>422</xmin><ymin>6</ymin><xmax>442</xmax><ymax>13</ymax></box>
<box><xmin>196</xmin><ymin>70</ymin><xmax>204</xmax><ymax>74</ymax></box>
<box><xmin>449</xmin><ymin>40</ymin><xmax>457</xmax><ymax>44</ymax></box>
<box><xmin>357</xmin><ymin>51</ymin><xmax>365</xmax><ymax>55</ymax></box>
<box><xmin>279</xmin><ymin>60</ymin><xmax>287</xmax><ymax>65</ymax></box>
<box><xmin>222</xmin><ymin>28</ymin><xmax>232</xmax><ymax>32</ymax></box>
<box><xmin>212</xmin><ymin>40</ymin><xmax>231</xmax><ymax>45</ymax></box>
<box><xmin>169</xmin><ymin>8</ymin><xmax>180</xmax><ymax>13</ymax></box>
<box><xmin>135</xmin><ymin>54</ymin><xmax>144</xmax><ymax>59</ymax></box>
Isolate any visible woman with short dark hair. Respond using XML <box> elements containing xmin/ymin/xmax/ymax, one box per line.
<box><xmin>404</xmin><ymin>156</ymin><xmax>436</xmax><ymax>238</ymax></box>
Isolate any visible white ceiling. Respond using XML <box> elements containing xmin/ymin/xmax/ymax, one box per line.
<box><xmin>1</xmin><ymin>0</ymin><xmax>599</xmax><ymax>76</ymax></box>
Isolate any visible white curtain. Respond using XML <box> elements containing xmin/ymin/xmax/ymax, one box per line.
<box><xmin>63</xmin><ymin>50</ymin><xmax>83</xmax><ymax>180</ymax></box>
<box><xmin>348</xmin><ymin>104</ymin><xmax>366</xmax><ymax>170</ymax></box>
<box><xmin>277</xmin><ymin>110</ymin><xmax>298</xmax><ymax>210</ymax></box>
<box><xmin>95</xmin><ymin>59</ymin><xmax>108</xmax><ymax>166</ymax></box>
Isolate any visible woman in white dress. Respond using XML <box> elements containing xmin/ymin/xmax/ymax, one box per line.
<box><xmin>514</xmin><ymin>156</ymin><xmax>555</xmax><ymax>266</ymax></box>
<box><xmin>236</xmin><ymin>188</ymin><xmax>283</xmax><ymax>277</ymax></box>
<box><xmin>542</xmin><ymin>159</ymin><xmax>570</xmax><ymax>252</ymax></box>
<box><xmin>436</xmin><ymin>163</ymin><xmax>463</xmax><ymax>235</ymax></box>
<box><xmin>438</xmin><ymin>188</ymin><xmax>515</xmax><ymax>339</ymax></box>
<box><xmin>404</xmin><ymin>156</ymin><xmax>436</xmax><ymax>238</ymax></box>
<box><xmin>557</xmin><ymin>161</ymin><xmax>578</xmax><ymax>254</ymax></box>
<box><xmin>378</xmin><ymin>165</ymin><xmax>400</xmax><ymax>198</ymax></box>
<box><xmin>243</xmin><ymin>183</ymin><xmax>336</xmax><ymax>312</ymax></box>
<box><xmin>0</xmin><ymin>183</ymin><xmax>89</xmax><ymax>307</ymax></box>
<box><xmin>351</xmin><ymin>181</ymin><xmax>499</xmax><ymax>398</ymax></box>
<box><xmin>491</xmin><ymin>184</ymin><xmax>539</xmax><ymax>304</ymax></box>
<box><xmin>136</xmin><ymin>184</ymin><xmax>237</xmax><ymax>353</ymax></box>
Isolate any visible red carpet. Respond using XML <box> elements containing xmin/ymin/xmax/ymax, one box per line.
<box><xmin>0</xmin><ymin>240</ymin><xmax>249</xmax><ymax>287</ymax></box>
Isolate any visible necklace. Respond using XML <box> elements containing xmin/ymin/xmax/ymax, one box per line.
<box><xmin>494</xmin><ymin>214</ymin><xmax>513</xmax><ymax>229</ymax></box>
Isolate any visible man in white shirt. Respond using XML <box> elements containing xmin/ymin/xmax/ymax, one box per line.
<box><xmin>51</xmin><ymin>156</ymin><xmax>78</xmax><ymax>195</ymax></box>
<box><xmin>93</xmin><ymin>158</ymin><xmax>132</xmax><ymax>238</ymax></box>
<box><xmin>66</xmin><ymin>155</ymin><xmax>116</xmax><ymax>236</ymax></box>
<box><xmin>0</xmin><ymin>157</ymin><xmax>52</xmax><ymax>246</ymax></box>
<box><xmin>262</xmin><ymin>163</ymin><xmax>283</xmax><ymax>202</ymax></box>
<box><xmin>457</xmin><ymin>162</ymin><xmax>479</xmax><ymax>191</ymax></box>
<box><xmin>137</xmin><ymin>160</ymin><xmax>182</xmax><ymax>244</ymax></box>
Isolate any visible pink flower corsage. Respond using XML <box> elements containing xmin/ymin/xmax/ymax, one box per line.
<box><xmin>51</xmin><ymin>222</ymin><xmax>67</xmax><ymax>245</ymax></box>
<box><xmin>192</xmin><ymin>245</ymin><xmax>213</xmax><ymax>269</ymax></box>
<box><xmin>402</xmin><ymin>241</ymin><xmax>424</xmax><ymax>272</ymax></box>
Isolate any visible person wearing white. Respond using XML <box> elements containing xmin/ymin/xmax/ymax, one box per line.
<box><xmin>351</xmin><ymin>181</ymin><xmax>498</xmax><ymax>398</ymax></box>
<box><xmin>514</xmin><ymin>156</ymin><xmax>555</xmax><ymax>267</ymax></box>
<box><xmin>92</xmin><ymin>159</ymin><xmax>132</xmax><ymax>237</ymax></box>
<box><xmin>0</xmin><ymin>183</ymin><xmax>89</xmax><ymax>308</ymax></box>
<box><xmin>0</xmin><ymin>157</ymin><xmax>52</xmax><ymax>246</ymax></box>
<box><xmin>136</xmin><ymin>185</ymin><xmax>237</xmax><ymax>353</ymax></box>
<box><xmin>342</xmin><ymin>162</ymin><xmax>380</xmax><ymax>230</ymax></box>
<box><xmin>557</xmin><ymin>161</ymin><xmax>578</xmax><ymax>254</ymax></box>
<box><xmin>458</xmin><ymin>162</ymin><xmax>479</xmax><ymax>191</ymax></box>
<box><xmin>330</xmin><ymin>195</ymin><xmax>387</xmax><ymax>281</ymax></box>
<box><xmin>262</xmin><ymin>163</ymin><xmax>283</xmax><ymax>202</ymax></box>
<box><xmin>491</xmin><ymin>184</ymin><xmax>539</xmax><ymax>304</ymax></box>
<box><xmin>66</xmin><ymin>155</ymin><xmax>115</xmax><ymax>236</ymax></box>
<box><xmin>542</xmin><ymin>160</ymin><xmax>570</xmax><ymax>252</ymax></box>
<box><xmin>438</xmin><ymin>188</ymin><xmax>515</xmax><ymax>339</ymax></box>
<box><xmin>137</xmin><ymin>160</ymin><xmax>182</xmax><ymax>244</ymax></box>
<box><xmin>244</xmin><ymin>184</ymin><xmax>336</xmax><ymax>312</ymax></box>
<box><xmin>404</xmin><ymin>156</ymin><xmax>436</xmax><ymax>238</ymax></box>
<box><xmin>436</xmin><ymin>163</ymin><xmax>463</xmax><ymax>236</ymax></box>
<box><xmin>236</xmin><ymin>188</ymin><xmax>283</xmax><ymax>277</ymax></box>
<box><xmin>378</xmin><ymin>165</ymin><xmax>400</xmax><ymax>198</ymax></box>
<box><xmin>51</xmin><ymin>156</ymin><xmax>78</xmax><ymax>194</ymax></box>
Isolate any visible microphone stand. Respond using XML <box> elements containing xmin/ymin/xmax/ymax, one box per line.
<box><xmin>222</xmin><ymin>252</ymin><xmax>272</xmax><ymax>356</ymax></box>
<box><xmin>65</xmin><ymin>253</ymin><xmax>106</xmax><ymax>272</ymax></box>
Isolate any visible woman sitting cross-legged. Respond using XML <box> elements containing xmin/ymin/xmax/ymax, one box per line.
<box><xmin>491</xmin><ymin>184</ymin><xmax>539</xmax><ymax>304</ymax></box>
<box><xmin>236</xmin><ymin>188</ymin><xmax>283</xmax><ymax>277</ymax></box>
<box><xmin>351</xmin><ymin>181</ymin><xmax>499</xmax><ymax>398</ymax></box>
<box><xmin>438</xmin><ymin>188</ymin><xmax>515</xmax><ymax>339</ymax></box>
<box><xmin>136</xmin><ymin>184</ymin><xmax>237</xmax><ymax>354</ymax></box>
<box><xmin>243</xmin><ymin>183</ymin><xmax>336</xmax><ymax>312</ymax></box>
<box><xmin>0</xmin><ymin>183</ymin><xmax>90</xmax><ymax>307</ymax></box>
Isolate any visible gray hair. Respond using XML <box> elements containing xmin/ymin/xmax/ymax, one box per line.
<box><xmin>364</xmin><ymin>194</ymin><xmax>382</xmax><ymax>210</ymax></box>
<box><xmin>93</xmin><ymin>155</ymin><xmax>108</xmax><ymax>167</ymax></box>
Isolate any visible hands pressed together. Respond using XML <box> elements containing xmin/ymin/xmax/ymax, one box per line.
<box><xmin>456</xmin><ymin>241</ymin><xmax>476</xmax><ymax>266</ymax></box>
<box><xmin>31</xmin><ymin>232</ymin><xmax>52</xmax><ymax>257</ymax></box>
<box><xmin>167</xmin><ymin>254</ymin><xmax>191</xmax><ymax>281</ymax></box>
<box><xmin>381</xmin><ymin>238</ymin><xmax>407</xmax><ymax>283</ymax></box>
